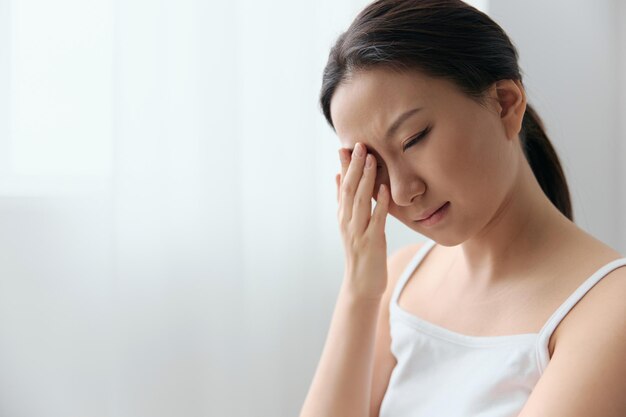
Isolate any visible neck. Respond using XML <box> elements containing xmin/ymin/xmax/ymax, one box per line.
<box><xmin>454</xmin><ymin>152</ymin><xmax>577</xmax><ymax>291</ymax></box>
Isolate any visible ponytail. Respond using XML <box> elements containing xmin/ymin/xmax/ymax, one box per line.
<box><xmin>520</xmin><ymin>104</ymin><xmax>573</xmax><ymax>221</ymax></box>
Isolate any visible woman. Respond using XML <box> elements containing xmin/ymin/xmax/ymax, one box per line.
<box><xmin>300</xmin><ymin>1</ymin><xmax>626</xmax><ymax>416</ymax></box>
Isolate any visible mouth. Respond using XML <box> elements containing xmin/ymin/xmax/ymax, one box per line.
<box><xmin>414</xmin><ymin>202</ymin><xmax>450</xmax><ymax>227</ymax></box>
<box><xmin>416</xmin><ymin>202</ymin><xmax>447</xmax><ymax>221</ymax></box>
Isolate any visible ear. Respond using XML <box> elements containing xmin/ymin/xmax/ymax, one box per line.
<box><xmin>491</xmin><ymin>79</ymin><xmax>527</xmax><ymax>141</ymax></box>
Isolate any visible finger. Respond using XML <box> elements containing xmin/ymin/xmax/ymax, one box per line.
<box><xmin>352</xmin><ymin>153</ymin><xmax>377</xmax><ymax>234</ymax></box>
<box><xmin>370</xmin><ymin>183</ymin><xmax>389</xmax><ymax>234</ymax></box>
<box><xmin>338</xmin><ymin>147</ymin><xmax>351</xmax><ymax>207</ymax></box>
<box><xmin>337</xmin><ymin>149</ymin><xmax>348</xmax><ymax>215</ymax></box>
<box><xmin>340</xmin><ymin>144</ymin><xmax>366</xmax><ymax>226</ymax></box>
<box><xmin>338</xmin><ymin>148</ymin><xmax>350</xmax><ymax>183</ymax></box>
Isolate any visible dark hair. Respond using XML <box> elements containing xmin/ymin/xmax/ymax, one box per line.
<box><xmin>319</xmin><ymin>0</ymin><xmax>573</xmax><ymax>221</ymax></box>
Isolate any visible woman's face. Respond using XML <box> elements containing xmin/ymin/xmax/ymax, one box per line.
<box><xmin>330</xmin><ymin>67</ymin><xmax>521</xmax><ymax>243</ymax></box>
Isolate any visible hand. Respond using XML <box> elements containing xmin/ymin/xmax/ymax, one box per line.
<box><xmin>335</xmin><ymin>143</ymin><xmax>390</xmax><ymax>300</ymax></box>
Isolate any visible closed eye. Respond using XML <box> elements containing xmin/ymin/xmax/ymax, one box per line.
<box><xmin>376</xmin><ymin>126</ymin><xmax>432</xmax><ymax>170</ymax></box>
<box><xmin>402</xmin><ymin>125</ymin><xmax>431</xmax><ymax>152</ymax></box>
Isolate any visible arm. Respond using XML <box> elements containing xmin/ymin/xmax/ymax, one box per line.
<box><xmin>298</xmin><ymin>279</ymin><xmax>382</xmax><ymax>417</ymax></box>
<box><xmin>299</xmin><ymin>243</ymin><xmax>423</xmax><ymax>417</ymax></box>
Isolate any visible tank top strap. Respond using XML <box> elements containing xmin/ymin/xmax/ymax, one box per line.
<box><xmin>390</xmin><ymin>239</ymin><xmax>437</xmax><ymax>308</ymax></box>
<box><xmin>536</xmin><ymin>256</ymin><xmax>626</xmax><ymax>372</ymax></box>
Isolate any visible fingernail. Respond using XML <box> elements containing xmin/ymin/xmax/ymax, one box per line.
<box><xmin>354</xmin><ymin>143</ymin><xmax>365</xmax><ymax>157</ymax></box>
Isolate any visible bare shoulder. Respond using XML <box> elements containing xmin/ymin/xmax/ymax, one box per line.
<box><xmin>567</xmin><ymin>238</ymin><xmax>625</xmax><ymax>304</ymax></box>
<box><xmin>553</xmin><ymin>239</ymin><xmax>626</xmax><ymax>349</ymax></box>
<box><xmin>387</xmin><ymin>242</ymin><xmax>426</xmax><ymax>280</ymax></box>
<box><xmin>564</xmin><ymin>257</ymin><xmax>626</xmax><ymax>331</ymax></box>
<box><xmin>515</xmin><ymin>235</ymin><xmax>626</xmax><ymax>416</ymax></box>
<box><xmin>518</xmin><ymin>260</ymin><xmax>626</xmax><ymax>416</ymax></box>
<box><xmin>382</xmin><ymin>241</ymin><xmax>427</xmax><ymax>301</ymax></box>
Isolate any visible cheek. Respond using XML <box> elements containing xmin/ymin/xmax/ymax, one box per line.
<box><xmin>437</xmin><ymin>126</ymin><xmax>492</xmax><ymax>180</ymax></box>
<box><xmin>372</xmin><ymin>167</ymin><xmax>395</xmax><ymax>205</ymax></box>
<box><xmin>447</xmin><ymin>140</ymin><xmax>511</xmax><ymax>217</ymax></box>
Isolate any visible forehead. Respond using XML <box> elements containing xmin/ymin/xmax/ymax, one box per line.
<box><xmin>330</xmin><ymin>68</ymin><xmax>454</xmax><ymax>147</ymax></box>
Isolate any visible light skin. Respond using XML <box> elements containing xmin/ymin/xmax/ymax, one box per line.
<box><xmin>330</xmin><ymin>66</ymin><xmax>587</xmax><ymax>295</ymax></box>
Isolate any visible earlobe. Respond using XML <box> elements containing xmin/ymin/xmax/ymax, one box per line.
<box><xmin>495</xmin><ymin>79</ymin><xmax>526</xmax><ymax>140</ymax></box>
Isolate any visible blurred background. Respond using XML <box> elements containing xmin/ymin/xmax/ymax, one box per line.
<box><xmin>0</xmin><ymin>0</ymin><xmax>624</xmax><ymax>416</ymax></box>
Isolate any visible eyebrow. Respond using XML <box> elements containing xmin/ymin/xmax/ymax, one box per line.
<box><xmin>384</xmin><ymin>107</ymin><xmax>423</xmax><ymax>142</ymax></box>
<box><xmin>345</xmin><ymin>106</ymin><xmax>423</xmax><ymax>152</ymax></box>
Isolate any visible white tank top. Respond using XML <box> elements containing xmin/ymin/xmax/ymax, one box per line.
<box><xmin>379</xmin><ymin>238</ymin><xmax>626</xmax><ymax>417</ymax></box>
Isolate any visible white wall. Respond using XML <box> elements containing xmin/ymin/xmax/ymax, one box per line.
<box><xmin>617</xmin><ymin>0</ymin><xmax>626</xmax><ymax>251</ymax></box>
<box><xmin>489</xmin><ymin>0</ymin><xmax>626</xmax><ymax>253</ymax></box>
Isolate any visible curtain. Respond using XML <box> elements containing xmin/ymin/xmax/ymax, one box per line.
<box><xmin>0</xmin><ymin>0</ymin><xmax>385</xmax><ymax>416</ymax></box>
<box><xmin>5</xmin><ymin>1</ymin><xmax>625</xmax><ymax>417</ymax></box>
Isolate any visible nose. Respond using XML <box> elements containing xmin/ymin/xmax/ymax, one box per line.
<box><xmin>387</xmin><ymin>170</ymin><xmax>425</xmax><ymax>206</ymax></box>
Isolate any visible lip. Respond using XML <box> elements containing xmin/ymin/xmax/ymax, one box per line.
<box><xmin>414</xmin><ymin>201</ymin><xmax>450</xmax><ymax>227</ymax></box>
<box><xmin>415</xmin><ymin>202</ymin><xmax>448</xmax><ymax>221</ymax></box>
